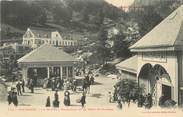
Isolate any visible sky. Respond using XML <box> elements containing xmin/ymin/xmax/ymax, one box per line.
<box><xmin>105</xmin><ymin>0</ymin><xmax>135</xmax><ymax>7</ymax></box>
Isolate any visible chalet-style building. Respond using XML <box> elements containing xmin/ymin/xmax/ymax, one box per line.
<box><xmin>22</xmin><ymin>27</ymin><xmax>78</xmax><ymax>49</ymax></box>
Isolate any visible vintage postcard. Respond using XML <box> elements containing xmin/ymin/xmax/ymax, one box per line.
<box><xmin>0</xmin><ymin>0</ymin><xmax>183</xmax><ymax>117</ymax></box>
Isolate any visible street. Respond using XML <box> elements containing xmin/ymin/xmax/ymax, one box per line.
<box><xmin>4</xmin><ymin>75</ymin><xmax>118</xmax><ymax>108</ymax></box>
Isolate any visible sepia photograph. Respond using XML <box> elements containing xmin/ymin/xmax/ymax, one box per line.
<box><xmin>0</xmin><ymin>0</ymin><xmax>183</xmax><ymax>117</ymax></box>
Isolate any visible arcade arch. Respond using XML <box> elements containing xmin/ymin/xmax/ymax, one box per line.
<box><xmin>138</xmin><ymin>63</ymin><xmax>173</xmax><ymax>105</ymax></box>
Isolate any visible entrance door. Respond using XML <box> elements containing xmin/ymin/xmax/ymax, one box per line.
<box><xmin>162</xmin><ymin>84</ymin><xmax>171</xmax><ymax>101</ymax></box>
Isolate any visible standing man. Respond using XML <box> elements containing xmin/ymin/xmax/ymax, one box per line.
<box><xmin>53</xmin><ymin>90</ymin><xmax>60</xmax><ymax>108</ymax></box>
<box><xmin>72</xmin><ymin>79</ymin><xmax>77</xmax><ymax>92</ymax></box>
<box><xmin>29</xmin><ymin>78</ymin><xmax>34</xmax><ymax>93</ymax></box>
<box><xmin>16</xmin><ymin>81</ymin><xmax>22</xmax><ymax>96</ymax></box>
<box><xmin>21</xmin><ymin>79</ymin><xmax>25</xmax><ymax>93</ymax></box>
<box><xmin>7</xmin><ymin>88</ymin><xmax>13</xmax><ymax>105</ymax></box>
<box><xmin>54</xmin><ymin>90</ymin><xmax>59</xmax><ymax>101</ymax></box>
<box><xmin>147</xmin><ymin>93</ymin><xmax>153</xmax><ymax>109</ymax></box>
<box><xmin>80</xmin><ymin>92</ymin><xmax>86</xmax><ymax>108</ymax></box>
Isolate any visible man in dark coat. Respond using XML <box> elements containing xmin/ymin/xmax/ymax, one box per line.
<box><xmin>53</xmin><ymin>91</ymin><xmax>60</xmax><ymax>108</ymax></box>
<box><xmin>90</xmin><ymin>76</ymin><xmax>94</xmax><ymax>85</ymax></box>
<box><xmin>54</xmin><ymin>90</ymin><xmax>59</xmax><ymax>101</ymax></box>
<box><xmin>145</xmin><ymin>93</ymin><xmax>153</xmax><ymax>109</ymax></box>
<box><xmin>80</xmin><ymin>92</ymin><xmax>86</xmax><ymax>108</ymax></box>
<box><xmin>72</xmin><ymin>79</ymin><xmax>77</xmax><ymax>92</ymax></box>
<box><xmin>29</xmin><ymin>79</ymin><xmax>34</xmax><ymax>93</ymax></box>
<box><xmin>21</xmin><ymin>79</ymin><xmax>25</xmax><ymax>93</ymax></box>
<box><xmin>16</xmin><ymin>81</ymin><xmax>22</xmax><ymax>96</ymax></box>
<box><xmin>51</xmin><ymin>78</ymin><xmax>56</xmax><ymax>91</ymax></box>
<box><xmin>7</xmin><ymin>90</ymin><xmax>12</xmax><ymax>105</ymax></box>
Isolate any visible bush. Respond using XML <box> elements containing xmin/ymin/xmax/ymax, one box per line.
<box><xmin>115</xmin><ymin>79</ymin><xmax>145</xmax><ymax>100</ymax></box>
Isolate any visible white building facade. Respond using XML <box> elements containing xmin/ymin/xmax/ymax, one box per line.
<box><xmin>130</xmin><ymin>5</ymin><xmax>183</xmax><ymax>107</ymax></box>
<box><xmin>22</xmin><ymin>27</ymin><xmax>78</xmax><ymax>49</ymax></box>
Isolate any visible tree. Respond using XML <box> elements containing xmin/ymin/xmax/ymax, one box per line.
<box><xmin>96</xmin><ymin>25</ymin><xmax>111</xmax><ymax>64</ymax></box>
<box><xmin>112</xmin><ymin>33</ymin><xmax>131</xmax><ymax>58</ymax></box>
<box><xmin>94</xmin><ymin>8</ymin><xmax>104</xmax><ymax>27</ymax></box>
<box><xmin>115</xmin><ymin>79</ymin><xmax>145</xmax><ymax>99</ymax></box>
<box><xmin>128</xmin><ymin>6</ymin><xmax>163</xmax><ymax>36</ymax></box>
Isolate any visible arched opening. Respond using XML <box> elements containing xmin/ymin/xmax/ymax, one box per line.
<box><xmin>138</xmin><ymin>63</ymin><xmax>172</xmax><ymax>106</ymax></box>
<box><xmin>138</xmin><ymin>63</ymin><xmax>154</xmax><ymax>94</ymax></box>
<box><xmin>154</xmin><ymin>64</ymin><xmax>172</xmax><ymax>103</ymax></box>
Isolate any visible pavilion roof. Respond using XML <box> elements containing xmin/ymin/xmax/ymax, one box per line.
<box><xmin>130</xmin><ymin>5</ymin><xmax>183</xmax><ymax>52</ymax></box>
<box><xmin>17</xmin><ymin>44</ymin><xmax>77</xmax><ymax>63</ymax></box>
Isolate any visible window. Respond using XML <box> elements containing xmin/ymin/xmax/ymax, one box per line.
<box><xmin>56</xmin><ymin>34</ymin><xmax>58</xmax><ymax>37</ymax></box>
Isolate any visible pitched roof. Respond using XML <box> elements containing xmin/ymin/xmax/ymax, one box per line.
<box><xmin>130</xmin><ymin>5</ymin><xmax>183</xmax><ymax>52</ymax></box>
<box><xmin>116</xmin><ymin>55</ymin><xmax>137</xmax><ymax>74</ymax></box>
<box><xmin>29</xmin><ymin>27</ymin><xmax>57</xmax><ymax>38</ymax></box>
<box><xmin>17</xmin><ymin>44</ymin><xmax>77</xmax><ymax>63</ymax></box>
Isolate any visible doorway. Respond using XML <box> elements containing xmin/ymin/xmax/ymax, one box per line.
<box><xmin>162</xmin><ymin>84</ymin><xmax>171</xmax><ymax>101</ymax></box>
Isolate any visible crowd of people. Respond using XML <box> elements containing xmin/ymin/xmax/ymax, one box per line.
<box><xmin>108</xmin><ymin>85</ymin><xmax>154</xmax><ymax>110</ymax></box>
<box><xmin>45</xmin><ymin>90</ymin><xmax>86</xmax><ymax>108</ymax></box>
<box><xmin>44</xmin><ymin>70</ymin><xmax>95</xmax><ymax>108</ymax></box>
<box><xmin>82</xmin><ymin>71</ymin><xmax>95</xmax><ymax>94</ymax></box>
<box><xmin>43</xmin><ymin>76</ymin><xmax>79</xmax><ymax>92</ymax></box>
<box><xmin>7</xmin><ymin>79</ymin><xmax>26</xmax><ymax>106</ymax></box>
<box><xmin>7</xmin><ymin>87</ymin><xmax>18</xmax><ymax>106</ymax></box>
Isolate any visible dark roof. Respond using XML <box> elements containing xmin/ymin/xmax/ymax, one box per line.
<box><xmin>17</xmin><ymin>44</ymin><xmax>77</xmax><ymax>63</ymax></box>
<box><xmin>130</xmin><ymin>5</ymin><xmax>183</xmax><ymax>52</ymax></box>
<box><xmin>29</xmin><ymin>27</ymin><xmax>57</xmax><ymax>38</ymax></box>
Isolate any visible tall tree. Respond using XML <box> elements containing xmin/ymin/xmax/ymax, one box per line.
<box><xmin>112</xmin><ymin>33</ymin><xmax>131</xmax><ymax>58</ymax></box>
<box><xmin>96</xmin><ymin>25</ymin><xmax>111</xmax><ymax>64</ymax></box>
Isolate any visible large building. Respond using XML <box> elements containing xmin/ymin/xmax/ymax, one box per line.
<box><xmin>130</xmin><ymin>5</ymin><xmax>183</xmax><ymax>107</ymax></box>
<box><xmin>22</xmin><ymin>27</ymin><xmax>79</xmax><ymax>49</ymax></box>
